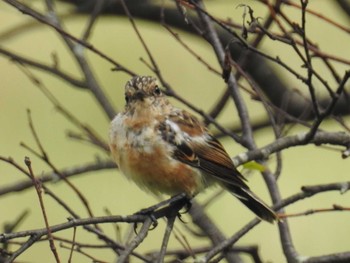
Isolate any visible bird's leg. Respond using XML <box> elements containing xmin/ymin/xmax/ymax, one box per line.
<box><xmin>136</xmin><ymin>192</ymin><xmax>188</xmax><ymax>215</ymax></box>
<box><xmin>133</xmin><ymin>193</ymin><xmax>190</xmax><ymax>231</ymax></box>
<box><xmin>175</xmin><ymin>194</ymin><xmax>193</xmax><ymax>223</ymax></box>
<box><xmin>180</xmin><ymin>197</ymin><xmax>192</xmax><ymax>213</ymax></box>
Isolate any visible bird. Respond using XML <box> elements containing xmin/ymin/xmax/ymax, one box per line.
<box><xmin>109</xmin><ymin>76</ymin><xmax>276</xmax><ymax>223</ymax></box>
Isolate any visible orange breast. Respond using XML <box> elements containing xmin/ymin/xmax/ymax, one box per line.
<box><xmin>110</xmin><ymin>111</ymin><xmax>209</xmax><ymax>196</ymax></box>
<box><xmin>121</xmin><ymin>142</ymin><xmax>205</xmax><ymax>196</ymax></box>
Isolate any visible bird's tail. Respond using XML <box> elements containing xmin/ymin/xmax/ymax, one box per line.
<box><xmin>224</xmin><ymin>184</ymin><xmax>277</xmax><ymax>223</ymax></box>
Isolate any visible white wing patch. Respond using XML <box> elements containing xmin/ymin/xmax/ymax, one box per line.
<box><xmin>164</xmin><ymin>119</ymin><xmax>189</xmax><ymax>144</ymax></box>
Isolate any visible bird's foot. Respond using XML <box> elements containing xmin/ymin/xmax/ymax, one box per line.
<box><xmin>133</xmin><ymin>193</ymin><xmax>191</xmax><ymax>232</ymax></box>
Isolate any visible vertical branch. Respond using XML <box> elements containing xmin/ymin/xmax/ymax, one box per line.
<box><xmin>189</xmin><ymin>201</ymin><xmax>243</xmax><ymax>263</ymax></box>
<box><xmin>24</xmin><ymin>157</ymin><xmax>61</xmax><ymax>263</ymax></box>
<box><xmin>119</xmin><ymin>0</ymin><xmax>172</xmax><ymax>92</ymax></box>
<box><xmin>68</xmin><ymin>226</ymin><xmax>77</xmax><ymax>263</ymax></box>
<box><xmin>192</xmin><ymin>0</ymin><xmax>255</xmax><ymax>148</ymax></box>
<box><xmin>156</xmin><ymin>214</ymin><xmax>176</xmax><ymax>263</ymax></box>
<box><xmin>204</xmin><ymin>219</ymin><xmax>260</xmax><ymax>262</ymax></box>
<box><xmin>261</xmin><ymin>168</ymin><xmax>300</xmax><ymax>262</ymax></box>
<box><xmin>47</xmin><ymin>0</ymin><xmax>117</xmax><ymax>120</ymax></box>
<box><xmin>117</xmin><ymin>218</ymin><xmax>153</xmax><ymax>263</ymax></box>
<box><xmin>300</xmin><ymin>0</ymin><xmax>319</xmax><ymax>118</ymax></box>
<box><xmin>81</xmin><ymin>0</ymin><xmax>106</xmax><ymax>42</ymax></box>
<box><xmin>208</xmin><ymin>0</ymin><xmax>283</xmax><ymax>122</ymax></box>
<box><xmin>303</xmin><ymin>71</ymin><xmax>350</xmax><ymax>143</ymax></box>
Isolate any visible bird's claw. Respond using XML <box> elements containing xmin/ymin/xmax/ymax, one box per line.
<box><xmin>133</xmin><ymin>193</ymin><xmax>192</xmax><ymax>233</ymax></box>
<box><xmin>133</xmin><ymin>208</ymin><xmax>159</xmax><ymax>234</ymax></box>
<box><xmin>179</xmin><ymin>198</ymin><xmax>192</xmax><ymax>214</ymax></box>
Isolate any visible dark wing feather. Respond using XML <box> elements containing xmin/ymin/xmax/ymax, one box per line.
<box><xmin>189</xmin><ymin>135</ymin><xmax>248</xmax><ymax>188</ymax></box>
<box><xmin>159</xmin><ymin>110</ymin><xmax>276</xmax><ymax>223</ymax></box>
<box><xmin>161</xmin><ymin>110</ymin><xmax>248</xmax><ymax>189</ymax></box>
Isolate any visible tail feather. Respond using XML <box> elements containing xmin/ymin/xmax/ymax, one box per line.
<box><xmin>225</xmin><ymin>185</ymin><xmax>276</xmax><ymax>223</ymax></box>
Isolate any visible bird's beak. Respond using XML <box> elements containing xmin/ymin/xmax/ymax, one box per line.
<box><xmin>134</xmin><ymin>90</ymin><xmax>146</xmax><ymax>101</ymax></box>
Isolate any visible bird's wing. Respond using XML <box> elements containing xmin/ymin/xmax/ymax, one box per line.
<box><xmin>159</xmin><ymin>110</ymin><xmax>248</xmax><ymax>189</ymax></box>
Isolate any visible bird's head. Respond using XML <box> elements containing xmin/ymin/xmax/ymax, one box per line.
<box><xmin>124</xmin><ymin>76</ymin><xmax>169</xmax><ymax>112</ymax></box>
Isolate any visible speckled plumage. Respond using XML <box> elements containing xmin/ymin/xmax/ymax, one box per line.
<box><xmin>109</xmin><ymin>76</ymin><xmax>276</xmax><ymax>222</ymax></box>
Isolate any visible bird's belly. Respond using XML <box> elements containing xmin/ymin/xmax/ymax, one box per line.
<box><xmin>119</xmin><ymin>140</ymin><xmax>206</xmax><ymax>196</ymax></box>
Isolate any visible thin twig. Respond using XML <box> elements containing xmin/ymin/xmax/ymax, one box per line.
<box><xmin>3</xmin><ymin>0</ymin><xmax>135</xmax><ymax>75</ymax></box>
<box><xmin>303</xmin><ymin>71</ymin><xmax>350</xmax><ymax>143</ymax></box>
<box><xmin>204</xmin><ymin>179</ymin><xmax>350</xmax><ymax>262</ymax></box>
<box><xmin>117</xmin><ymin>217</ymin><xmax>153</xmax><ymax>263</ymax></box>
<box><xmin>279</xmin><ymin>204</ymin><xmax>350</xmax><ymax>219</ymax></box>
<box><xmin>156</xmin><ymin>212</ymin><xmax>177</xmax><ymax>263</ymax></box>
<box><xmin>193</xmin><ymin>0</ymin><xmax>256</xmax><ymax>149</ymax></box>
<box><xmin>0</xmin><ymin>47</ymin><xmax>87</xmax><ymax>89</ymax></box>
<box><xmin>68</xmin><ymin>226</ymin><xmax>77</xmax><ymax>263</ymax></box>
<box><xmin>81</xmin><ymin>0</ymin><xmax>106</xmax><ymax>42</ymax></box>
<box><xmin>24</xmin><ymin>109</ymin><xmax>97</xmax><ymax>221</ymax></box>
<box><xmin>162</xmin><ymin>23</ymin><xmax>221</xmax><ymax>75</ymax></box>
<box><xmin>300</xmin><ymin>0</ymin><xmax>319</xmax><ymax>118</ymax></box>
<box><xmin>61</xmin><ymin>243</ymin><xmax>109</xmax><ymax>263</ymax></box>
<box><xmin>43</xmin><ymin>188</ymin><xmax>149</xmax><ymax>262</ymax></box>
<box><xmin>24</xmin><ymin>157</ymin><xmax>61</xmax><ymax>263</ymax></box>
<box><xmin>285</xmin><ymin>0</ymin><xmax>350</xmax><ymax>34</ymax></box>
<box><xmin>0</xmin><ymin>159</ymin><xmax>115</xmax><ymax>196</ymax></box>
<box><xmin>0</xmin><ymin>214</ymin><xmax>147</xmax><ymax>243</ymax></box>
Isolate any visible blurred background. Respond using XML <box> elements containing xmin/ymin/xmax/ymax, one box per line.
<box><xmin>1</xmin><ymin>0</ymin><xmax>350</xmax><ymax>262</ymax></box>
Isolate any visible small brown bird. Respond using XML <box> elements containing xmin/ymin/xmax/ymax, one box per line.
<box><xmin>109</xmin><ymin>76</ymin><xmax>276</xmax><ymax>222</ymax></box>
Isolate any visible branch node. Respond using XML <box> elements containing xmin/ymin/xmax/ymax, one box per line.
<box><xmin>24</xmin><ymin>156</ymin><xmax>31</xmax><ymax>167</ymax></box>
<box><xmin>339</xmin><ymin>183</ymin><xmax>350</xmax><ymax>194</ymax></box>
<box><xmin>342</xmin><ymin>147</ymin><xmax>350</xmax><ymax>159</ymax></box>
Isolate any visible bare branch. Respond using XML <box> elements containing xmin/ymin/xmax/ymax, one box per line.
<box><xmin>24</xmin><ymin>156</ymin><xmax>61</xmax><ymax>263</ymax></box>
<box><xmin>0</xmin><ymin>47</ymin><xmax>87</xmax><ymax>89</ymax></box>
<box><xmin>0</xmin><ymin>159</ymin><xmax>115</xmax><ymax>196</ymax></box>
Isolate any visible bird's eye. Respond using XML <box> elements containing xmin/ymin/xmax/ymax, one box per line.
<box><xmin>153</xmin><ymin>86</ymin><xmax>162</xmax><ymax>96</ymax></box>
<box><xmin>125</xmin><ymin>95</ymin><xmax>130</xmax><ymax>103</ymax></box>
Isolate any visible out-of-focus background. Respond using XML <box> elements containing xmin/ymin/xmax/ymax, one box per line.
<box><xmin>1</xmin><ymin>1</ymin><xmax>350</xmax><ymax>262</ymax></box>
